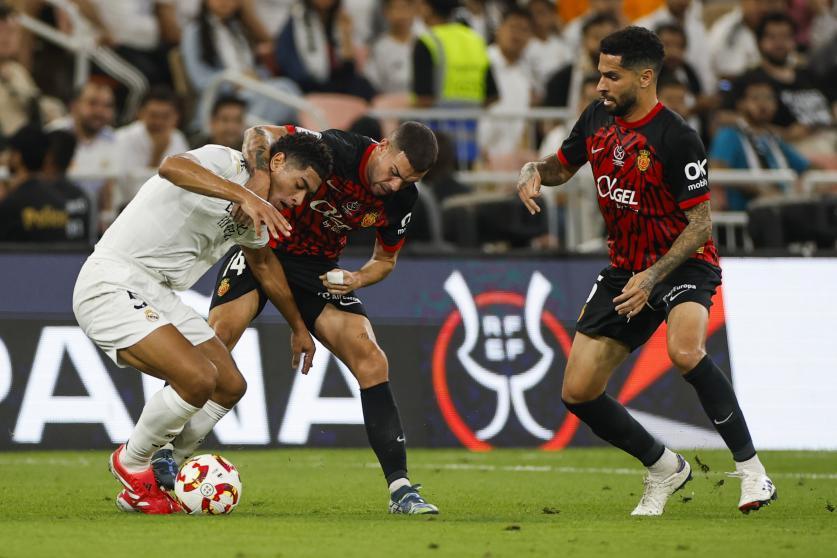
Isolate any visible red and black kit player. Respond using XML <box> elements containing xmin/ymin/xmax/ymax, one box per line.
<box><xmin>516</xmin><ymin>27</ymin><xmax>776</xmax><ymax>516</ymax></box>
<box><xmin>204</xmin><ymin>121</ymin><xmax>439</xmax><ymax>514</ymax></box>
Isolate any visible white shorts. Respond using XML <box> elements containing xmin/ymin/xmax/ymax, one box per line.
<box><xmin>72</xmin><ymin>256</ymin><xmax>216</xmax><ymax>367</ymax></box>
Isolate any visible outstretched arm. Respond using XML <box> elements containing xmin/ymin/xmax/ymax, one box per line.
<box><xmin>318</xmin><ymin>239</ymin><xmax>398</xmax><ymax>295</ymax></box>
<box><xmin>516</xmin><ymin>154</ymin><xmax>581</xmax><ymax>214</ymax></box>
<box><xmin>613</xmin><ymin>201</ymin><xmax>713</xmax><ymax>318</ymax></box>
<box><xmin>242</xmin><ymin>246</ymin><xmax>315</xmax><ymax>374</ymax></box>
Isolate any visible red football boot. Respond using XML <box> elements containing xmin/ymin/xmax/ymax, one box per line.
<box><xmin>109</xmin><ymin>444</ymin><xmax>181</xmax><ymax>514</ymax></box>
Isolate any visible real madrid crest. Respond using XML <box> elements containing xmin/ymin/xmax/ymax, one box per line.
<box><xmin>145</xmin><ymin>308</ymin><xmax>160</xmax><ymax>322</ymax></box>
<box><xmin>637</xmin><ymin>149</ymin><xmax>651</xmax><ymax>172</ymax></box>
<box><xmin>361</xmin><ymin>211</ymin><xmax>378</xmax><ymax>227</ymax></box>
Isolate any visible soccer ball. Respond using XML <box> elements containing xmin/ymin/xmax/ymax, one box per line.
<box><xmin>174</xmin><ymin>454</ymin><xmax>242</xmax><ymax>515</ymax></box>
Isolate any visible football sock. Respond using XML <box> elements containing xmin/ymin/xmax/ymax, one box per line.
<box><xmin>388</xmin><ymin>478</ymin><xmax>412</xmax><ymax>494</ymax></box>
<box><xmin>360</xmin><ymin>382</ymin><xmax>408</xmax><ymax>486</ymax></box>
<box><xmin>735</xmin><ymin>453</ymin><xmax>766</xmax><ymax>475</ymax></box>
<box><xmin>172</xmin><ymin>399</ymin><xmax>231</xmax><ymax>465</ymax></box>
<box><xmin>563</xmin><ymin>392</ymin><xmax>664</xmax><ymax>467</ymax></box>
<box><xmin>122</xmin><ymin>385</ymin><xmax>201</xmax><ymax>472</ymax></box>
<box><xmin>647</xmin><ymin>447</ymin><xmax>680</xmax><ymax>480</ymax></box>
<box><xmin>683</xmin><ymin>355</ymin><xmax>756</xmax><ymax>462</ymax></box>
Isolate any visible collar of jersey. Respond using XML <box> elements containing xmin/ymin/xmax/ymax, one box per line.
<box><xmin>615</xmin><ymin>102</ymin><xmax>664</xmax><ymax>129</ymax></box>
<box><xmin>358</xmin><ymin>143</ymin><xmax>376</xmax><ymax>189</ymax></box>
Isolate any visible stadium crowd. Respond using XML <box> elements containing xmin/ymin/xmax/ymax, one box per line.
<box><xmin>0</xmin><ymin>0</ymin><xmax>835</xmax><ymax>250</ymax></box>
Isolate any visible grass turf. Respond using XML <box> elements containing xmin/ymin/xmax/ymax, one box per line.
<box><xmin>0</xmin><ymin>448</ymin><xmax>834</xmax><ymax>558</ymax></box>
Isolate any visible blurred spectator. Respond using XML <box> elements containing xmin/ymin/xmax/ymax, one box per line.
<box><xmin>725</xmin><ymin>13</ymin><xmax>836</xmax><ymax>166</ymax></box>
<box><xmin>251</xmin><ymin>0</ymin><xmax>296</xmax><ymax>39</ymax></box>
<box><xmin>0</xmin><ymin>125</ymin><xmax>78</xmax><ymax>242</ymax></box>
<box><xmin>413</xmin><ymin>0</ymin><xmax>497</xmax><ymax>165</ymax></box>
<box><xmin>707</xmin><ymin>0</ymin><xmax>787</xmax><ymax>81</ymax></box>
<box><xmin>43</xmin><ymin>130</ymin><xmax>92</xmax><ymax>242</ymax></box>
<box><xmin>364</xmin><ymin>0</ymin><xmax>417</xmax><ymax>95</ymax></box>
<box><xmin>478</xmin><ymin>6</ymin><xmax>537</xmax><ymax>159</ymax></box>
<box><xmin>539</xmin><ymin>74</ymin><xmax>600</xmax><ymax>158</ymax></box>
<box><xmin>422</xmin><ymin>131</ymin><xmax>469</xmax><ymax>202</ymax></box>
<box><xmin>544</xmin><ymin>14</ymin><xmax>618</xmax><ymax>114</ymax></box>
<box><xmin>114</xmin><ymin>86</ymin><xmax>189</xmax><ymax>208</ymax></box>
<box><xmin>192</xmin><ymin>95</ymin><xmax>247</xmax><ymax>149</ymax></box>
<box><xmin>344</xmin><ymin>0</ymin><xmax>379</xmax><ymax>45</ymax></box>
<box><xmin>787</xmin><ymin>0</ymin><xmax>837</xmax><ymax>52</ymax></box>
<box><xmin>634</xmin><ymin>0</ymin><xmax>714</xmax><ymax>92</ymax></box>
<box><xmin>657</xmin><ymin>76</ymin><xmax>699</xmax><ymax>130</ymax></box>
<box><xmin>0</xmin><ymin>5</ymin><xmax>65</xmax><ymax>136</ymax></box>
<box><xmin>274</xmin><ymin>0</ymin><xmax>376</xmax><ymax>101</ymax></box>
<box><xmin>182</xmin><ymin>0</ymin><xmax>301</xmax><ymax>126</ymax></box>
<box><xmin>523</xmin><ymin>0</ymin><xmax>571</xmax><ymax>95</ymax></box>
<box><xmin>454</xmin><ymin>0</ymin><xmax>507</xmax><ymax>43</ymax></box>
<box><xmin>709</xmin><ymin>77</ymin><xmax>809</xmax><ymax>211</ymax></box>
<box><xmin>562</xmin><ymin>0</ymin><xmax>627</xmax><ymax>53</ymax></box>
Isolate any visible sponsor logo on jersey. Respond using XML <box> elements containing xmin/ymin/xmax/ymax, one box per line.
<box><xmin>596</xmin><ymin>175</ymin><xmax>638</xmax><ymax>209</ymax></box>
<box><xmin>397</xmin><ymin>213</ymin><xmax>412</xmax><ymax>235</ymax></box>
<box><xmin>613</xmin><ymin>145</ymin><xmax>626</xmax><ymax>167</ymax></box>
<box><xmin>217</xmin><ymin>278</ymin><xmax>231</xmax><ymax>297</ymax></box>
<box><xmin>144</xmin><ymin>308</ymin><xmax>160</xmax><ymax>322</ymax></box>
<box><xmin>310</xmin><ymin>200</ymin><xmax>352</xmax><ymax>233</ymax></box>
<box><xmin>636</xmin><ymin>150</ymin><xmax>651</xmax><ymax>172</ymax></box>
<box><xmin>361</xmin><ymin>211</ymin><xmax>379</xmax><ymax>227</ymax></box>
<box><xmin>684</xmin><ymin>159</ymin><xmax>707</xmax><ymax>180</ymax></box>
<box><xmin>342</xmin><ymin>201</ymin><xmax>361</xmax><ymax>215</ymax></box>
<box><xmin>687</xmin><ymin>178</ymin><xmax>708</xmax><ymax>191</ymax></box>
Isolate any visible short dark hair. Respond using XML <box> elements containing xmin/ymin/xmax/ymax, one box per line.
<box><xmin>46</xmin><ymin>130</ymin><xmax>77</xmax><ymax>173</ymax></box>
<box><xmin>9</xmin><ymin>125</ymin><xmax>48</xmax><ymax>171</ymax></box>
<box><xmin>600</xmin><ymin>26</ymin><xmax>665</xmax><ymax>77</ymax></box>
<box><xmin>582</xmin><ymin>13</ymin><xmax>619</xmax><ymax>36</ymax></box>
<box><xmin>141</xmin><ymin>85</ymin><xmax>181</xmax><ymax>111</ymax></box>
<box><xmin>425</xmin><ymin>0</ymin><xmax>459</xmax><ymax>20</ymax></box>
<box><xmin>731</xmin><ymin>74</ymin><xmax>776</xmax><ymax>101</ymax></box>
<box><xmin>211</xmin><ymin>95</ymin><xmax>247</xmax><ymax>118</ymax></box>
<box><xmin>391</xmin><ymin>121</ymin><xmax>438</xmax><ymax>173</ymax></box>
<box><xmin>269</xmin><ymin>132</ymin><xmax>333</xmax><ymax>182</ymax></box>
<box><xmin>756</xmin><ymin>12</ymin><xmax>796</xmax><ymax>42</ymax></box>
<box><xmin>655</xmin><ymin>22</ymin><xmax>687</xmax><ymax>45</ymax></box>
<box><xmin>71</xmin><ymin>80</ymin><xmax>114</xmax><ymax>102</ymax></box>
<box><xmin>501</xmin><ymin>6</ymin><xmax>533</xmax><ymax>24</ymax></box>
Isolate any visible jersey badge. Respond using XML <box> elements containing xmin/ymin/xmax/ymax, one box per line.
<box><xmin>613</xmin><ymin>145</ymin><xmax>626</xmax><ymax>167</ymax></box>
<box><xmin>636</xmin><ymin>150</ymin><xmax>651</xmax><ymax>172</ymax></box>
<box><xmin>217</xmin><ymin>278</ymin><xmax>231</xmax><ymax>297</ymax></box>
<box><xmin>361</xmin><ymin>211</ymin><xmax>379</xmax><ymax>227</ymax></box>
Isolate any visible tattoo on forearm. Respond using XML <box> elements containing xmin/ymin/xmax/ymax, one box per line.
<box><xmin>535</xmin><ymin>155</ymin><xmax>574</xmax><ymax>186</ymax></box>
<box><xmin>244</xmin><ymin>128</ymin><xmax>270</xmax><ymax>172</ymax></box>
<box><xmin>648</xmin><ymin>201</ymin><xmax>712</xmax><ymax>282</ymax></box>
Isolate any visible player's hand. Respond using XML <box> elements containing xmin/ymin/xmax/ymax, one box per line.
<box><xmin>239</xmin><ymin>191</ymin><xmax>292</xmax><ymax>239</ymax></box>
<box><xmin>517</xmin><ymin>162</ymin><xmax>542</xmax><ymax>215</ymax></box>
<box><xmin>319</xmin><ymin>268</ymin><xmax>361</xmax><ymax>296</ymax></box>
<box><xmin>290</xmin><ymin>328</ymin><xmax>315</xmax><ymax>375</ymax></box>
<box><xmin>613</xmin><ymin>270</ymin><xmax>657</xmax><ymax>319</ymax></box>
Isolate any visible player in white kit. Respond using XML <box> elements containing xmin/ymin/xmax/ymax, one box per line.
<box><xmin>73</xmin><ymin>133</ymin><xmax>333</xmax><ymax>514</ymax></box>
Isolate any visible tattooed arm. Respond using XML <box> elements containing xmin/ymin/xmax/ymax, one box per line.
<box><xmin>241</xmin><ymin>125</ymin><xmax>291</xmax><ymax>198</ymax></box>
<box><xmin>613</xmin><ymin>201</ymin><xmax>713</xmax><ymax>318</ymax></box>
<box><xmin>517</xmin><ymin>154</ymin><xmax>581</xmax><ymax>215</ymax></box>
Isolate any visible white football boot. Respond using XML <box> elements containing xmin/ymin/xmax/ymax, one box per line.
<box><xmin>631</xmin><ymin>454</ymin><xmax>692</xmax><ymax>516</ymax></box>
<box><xmin>729</xmin><ymin>467</ymin><xmax>777</xmax><ymax>514</ymax></box>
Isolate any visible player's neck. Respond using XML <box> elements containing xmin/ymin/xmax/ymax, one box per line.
<box><xmin>619</xmin><ymin>97</ymin><xmax>661</xmax><ymax>124</ymax></box>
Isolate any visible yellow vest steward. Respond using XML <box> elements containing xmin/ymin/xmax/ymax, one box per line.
<box><xmin>419</xmin><ymin>23</ymin><xmax>490</xmax><ymax>104</ymax></box>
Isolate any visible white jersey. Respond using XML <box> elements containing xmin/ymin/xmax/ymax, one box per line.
<box><xmin>93</xmin><ymin>144</ymin><xmax>267</xmax><ymax>291</ymax></box>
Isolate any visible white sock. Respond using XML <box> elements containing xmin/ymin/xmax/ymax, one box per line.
<box><xmin>388</xmin><ymin>477</ymin><xmax>411</xmax><ymax>494</ymax></box>
<box><xmin>735</xmin><ymin>453</ymin><xmax>766</xmax><ymax>475</ymax></box>
<box><xmin>647</xmin><ymin>448</ymin><xmax>679</xmax><ymax>480</ymax></box>
<box><xmin>121</xmin><ymin>386</ymin><xmax>201</xmax><ymax>472</ymax></box>
<box><xmin>172</xmin><ymin>399</ymin><xmax>231</xmax><ymax>465</ymax></box>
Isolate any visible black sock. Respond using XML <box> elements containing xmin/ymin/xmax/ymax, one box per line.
<box><xmin>360</xmin><ymin>382</ymin><xmax>408</xmax><ymax>485</ymax></box>
<box><xmin>563</xmin><ymin>392</ymin><xmax>664</xmax><ymax>467</ymax></box>
<box><xmin>683</xmin><ymin>355</ymin><xmax>755</xmax><ymax>462</ymax></box>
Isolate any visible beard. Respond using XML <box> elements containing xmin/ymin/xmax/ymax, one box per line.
<box><xmin>762</xmin><ymin>51</ymin><xmax>789</xmax><ymax>66</ymax></box>
<box><xmin>602</xmin><ymin>92</ymin><xmax>638</xmax><ymax>117</ymax></box>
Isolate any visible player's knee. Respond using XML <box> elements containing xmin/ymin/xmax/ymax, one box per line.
<box><xmin>354</xmin><ymin>347</ymin><xmax>389</xmax><ymax>389</ymax></box>
<box><xmin>216</xmin><ymin>371</ymin><xmax>248</xmax><ymax>407</ymax></box>
<box><xmin>561</xmin><ymin>381</ymin><xmax>598</xmax><ymax>405</ymax></box>
<box><xmin>182</xmin><ymin>361</ymin><xmax>219</xmax><ymax>404</ymax></box>
<box><xmin>668</xmin><ymin>346</ymin><xmax>705</xmax><ymax>373</ymax></box>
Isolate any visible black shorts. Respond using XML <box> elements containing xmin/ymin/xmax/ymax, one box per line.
<box><xmin>576</xmin><ymin>259</ymin><xmax>722</xmax><ymax>352</ymax></box>
<box><xmin>209</xmin><ymin>247</ymin><xmax>367</xmax><ymax>333</ymax></box>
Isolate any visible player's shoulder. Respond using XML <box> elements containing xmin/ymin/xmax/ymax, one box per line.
<box><xmin>575</xmin><ymin>100</ymin><xmax>610</xmax><ymax>132</ymax></box>
<box><xmin>656</xmin><ymin>106</ymin><xmax>702</xmax><ymax>147</ymax></box>
<box><xmin>320</xmin><ymin>128</ymin><xmax>375</xmax><ymax>156</ymax></box>
<box><xmin>392</xmin><ymin>183</ymin><xmax>419</xmax><ymax>207</ymax></box>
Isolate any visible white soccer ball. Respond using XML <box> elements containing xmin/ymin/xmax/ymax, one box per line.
<box><xmin>174</xmin><ymin>454</ymin><xmax>242</xmax><ymax>515</ymax></box>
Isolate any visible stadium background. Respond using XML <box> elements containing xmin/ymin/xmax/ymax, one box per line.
<box><xmin>1</xmin><ymin>0</ymin><xmax>835</xmax><ymax>454</ymax></box>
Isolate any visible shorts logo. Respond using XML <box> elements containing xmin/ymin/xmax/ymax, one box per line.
<box><xmin>361</xmin><ymin>212</ymin><xmax>379</xmax><ymax>227</ymax></box>
<box><xmin>144</xmin><ymin>308</ymin><xmax>160</xmax><ymax>322</ymax></box>
<box><xmin>636</xmin><ymin>150</ymin><xmax>651</xmax><ymax>172</ymax></box>
<box><xmin>217</xmin><ymin>278</ymin><xmax>231</xmax><ymax>297</ymax></box>
<box><xmin>318</xmin><ymin>292</ymin><xmax>361</xmax><ymax>306</ymax></box>
<box><xmin>432</xmin><ymin>271</ymin><xmax>574</xmax><ymax>450</ymax></box>
<box><xmin>664</xmin><ymin>283</ymin><xmax>697</xmax><ymax>304</ymax></box>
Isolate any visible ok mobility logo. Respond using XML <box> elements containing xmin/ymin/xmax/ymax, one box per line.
<box><xmin>432</xmin><ymin>271</ymin><xmax>727</xmax><ymax>451</ymax></box>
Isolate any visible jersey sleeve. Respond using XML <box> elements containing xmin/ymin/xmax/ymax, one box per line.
<box><xmin>663</xmin><ymin>124</ymin><xmax>710</xmax><ymax>209</ymax></box>
<box><xmin>376</xmin><ymin>186</ymin><xmax>418</xmax><ymax>252</ymax></box>
<box><xmin>557</xmin><ymin>102</ymin><xmax>595</xmax><ymax>167</ymax></box>
<box><xmin>186</xmin><ymin>145</ymin><xmax>244</xmax><ymax>181</ymax></box>
<box><xmin>235</xmin><ymin>225</ymin><xmax>270</xmax><ymax>249</ymax></box>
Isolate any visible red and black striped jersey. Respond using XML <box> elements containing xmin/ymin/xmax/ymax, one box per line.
<box><xmin>558</xmin><ymin>101</ymin><xmax>719</xmax><ymax>271</ymax></box>
<box><xmin>269</xmin><ymin>126</ymin><xmax>417</xmax><ymax>261</ymax></box>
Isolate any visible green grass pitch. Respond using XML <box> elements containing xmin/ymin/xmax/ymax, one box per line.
<box><xmin>0</xmin><ymin>448</ymin><xmax>835</xmax><ymax>558</ymax></box>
